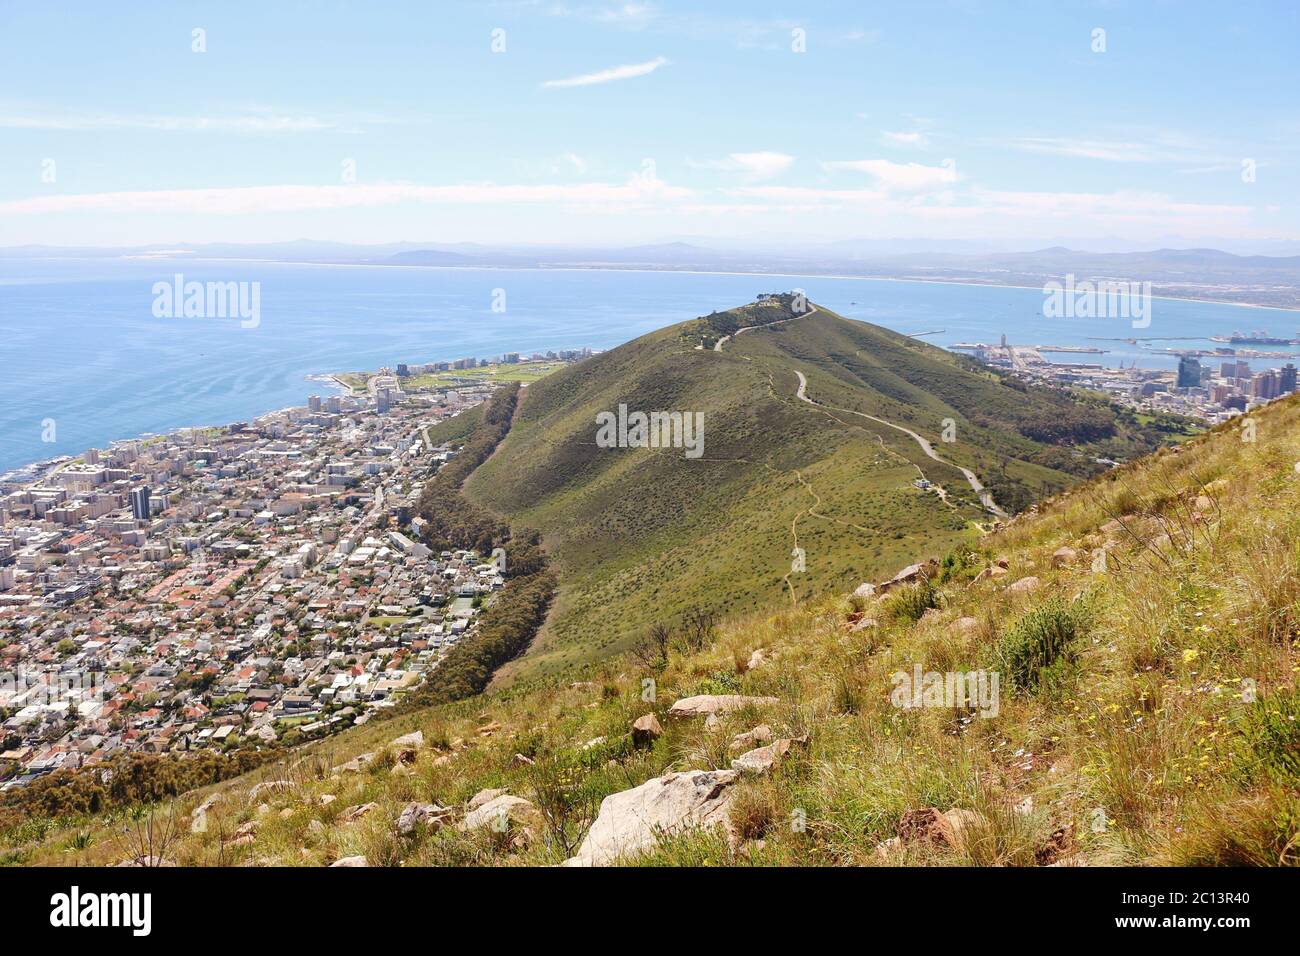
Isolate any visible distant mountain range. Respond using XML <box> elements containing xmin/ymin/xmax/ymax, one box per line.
<box><xmin>7</xmin><ymin>240</ymin><xmax>1300</xmax><ymax>307</ymax></box>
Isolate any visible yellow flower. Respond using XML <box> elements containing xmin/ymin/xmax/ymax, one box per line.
<box><xmin>1182</xmin><ymin>648</ymin><xmax>1199</xmax><ymax>664</ymax></box>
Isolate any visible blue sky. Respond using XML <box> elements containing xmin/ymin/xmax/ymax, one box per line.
<box><xmin>0</xmin><ymin>0</ymin><xmax>1296</xmax><ymax>249</ymax></box>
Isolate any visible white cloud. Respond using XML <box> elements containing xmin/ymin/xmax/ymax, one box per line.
<box><xmin>821</xmin><ymin>158</ymin><xmax>957</xmax><ymax>190</ymax></box>
<box><xmin>690</xmin><ymin>151</ymin><xmax>795</xmax><ymax>181</ymax></box>
<box><xmin>541</xmin><ymin>56</ymin><xmax>668</xmax><ymax>88</ymax></box>
<box><xmin>882</xmin><ymin>130</ymin><xmax>929</xmax><ymax>148</ymax></box>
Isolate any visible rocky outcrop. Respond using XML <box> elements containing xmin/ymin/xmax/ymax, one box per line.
<box><xmin>329</xmin><ymin>855</ymin><xmax>369</xmax><ymax>867</ymax></box>
<box><xmin>564</xmin><ymin>769</ymin><xmax>740</xmax><ymax>866</ymax></box>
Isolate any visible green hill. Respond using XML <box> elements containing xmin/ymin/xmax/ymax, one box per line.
<box><xmin>12</xmin><ymin>379</ymin><xmax>1296</xmax><ymax>870</ymax></box>
<box><xmin>465</xmin><ymin>295</ymin><xmax>1192</xmax><ymax>682</ymax></box>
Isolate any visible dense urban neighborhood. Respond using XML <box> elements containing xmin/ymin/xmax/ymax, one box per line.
<box><xmin>0</xmin><ymin>353</ymin><xmax>582</xmax><ymax>790</ymax></box>
<box><xmin>959</xmin><ymin>335</ymin><xmax>1300</xmax><ymax>423</ymax></box>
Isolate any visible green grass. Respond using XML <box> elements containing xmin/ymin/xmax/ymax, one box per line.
<box><xmin>466</xmin><ymin>301</ymin><xmax>1184</xmax><ymax>684</ymax></box>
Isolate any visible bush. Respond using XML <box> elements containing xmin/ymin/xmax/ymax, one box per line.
<box><xmin>997</xmin><ymin>595</ymin><xmax>1090</xmax><ymax>692</ymax></box>
<box><xmin>883</xmin><ymin>580</ymin><xmax>937</xmax><ymax>624</ymax></box>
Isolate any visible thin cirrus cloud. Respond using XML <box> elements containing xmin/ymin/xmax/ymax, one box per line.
<box><xmin>1008</xmin><ymin>136</ymin><xmax>1214</xmax><ymax>164</ymax></box>
<box><xmin>821</xmin><ymin>158</ymin><xmax>957</xmax><ymax>190</ymax></box>
<box><xmin>0</xmin><ymin>111</ymin><xmax>346</xmax><ymax>132</ymax></box>
<box><xmin>541</xmin><ymin>56</ymin><xmax>668</xmax><ymax>88</ymax></box>
<box><xmin>689</xmin><ymin>151</ymin><xmax>795</xmax><ymax>181</ymax></box>
<box><xmin>882</xmin><ymin>130</ymin><xmax>929</xmax><ymax>148</ymax></box>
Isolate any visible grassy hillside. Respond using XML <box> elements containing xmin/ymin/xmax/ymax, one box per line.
<box><xmin>465</xmin><ymin>297</ymin><xmax>1191</xmax><ymax>682</ymax></box>
<box><xmin>9</xmin><ymin>389</ymin><xmax>1295</xmax><ymax>868</ymax></box>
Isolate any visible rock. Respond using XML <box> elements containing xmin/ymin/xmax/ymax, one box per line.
<box><xmin>873</xmin><ymin>836</ymin><xmax>902</xmax><ymax>862</ymax></box>
<box><xmin>511</xmin><ymin>753</ymin><xmax>535</xmax><ymax>767</ymax></box>
<box><xmin>564</xmin><ymin>769</ymin><xmax>740</xmax><ymax>866</ymax></box>
<box><xmin>398</xmin><ymin>801</ymin><xmax>451</xmax><ymax>835</ymax></box>
<box><xmin>881</xmin><ymin>560</ymin><xmax>936</xmax><ymax>591</ymax></box>
<box><xmin>329</xmin><ymin>855</ymin><xmax>369</xmax><ymax>867</ymax></box>
<box><xmin>581</xmin><ymin>736</ymin><xmax>607</xmax><ymax>750</ymax></box>
<box><xmin>920</xmin><ymin>607</ymin><xmax>942</xmax><ymax>623</ymax></box>
<box><xmin>731</xmin><ymin>736</ymin><xmax>806</xmax><ymax>775</ymax></box>
<box><xmin>1051</xmin><ymin>547</ymin><xmax>1078</xmax><ymax>568</ymax></box>
<box><xmin>704</xmin><ymin>713</ymin><xmax>724</xmax><ymax>733</ymax></box>
<box><xmin>728</xmin><ymin>724</ymin><xmax>773</xmax><ymax>753</ymax></box>
<box><xmin>319</xmin><ymin>794</ymin><xmax>336</xmax><ymax>807</ymax></box>
<box><xmin>340</xmin><ymin>802</ymin><xmax>377</xmax><ymax>824</ymax></box>
<box><xmin>459</xmin><ymin>795</ymin><xmax>542</xmax><ymax>836</ymax></box>
<box><xmin>1014</xmin><ymin>796</ymin><xmax>1034</xmax><ymax>816</ymax></box>
<box><xmin>248</xmin><ymin>780</ymin><xmax>290</xmax><ymax>799</ymax></box>
<box><xmin>746</xmin><ymin>648</ymin><xmax>767</xmax><ymax>671</ymax></box>
<box><xmin>848</xmin><ymin>616</ymin><xmax>878</xmax><ymax>632</ymax></box>
<box><xmin>631</xmin><ymin>714</ymin><xmax>663</xmax><ymax>748</ymax></box>
<box><xmin>279</xmin><ymin>808</ymin><xmax>295</xmax><ymax>819</ymax></box>
<box><xmin>1194</xmin><ymin>495</ymin><xmax>1214</xmax><ymax>513</ymax></box>
<box><xmin>467</xmin><ymin>788</ymin><xmax>508</xmax><ymax>811</ymax></box>
<box><xmin>256</xmin><ymin>803</ymin><xmax>270</xmax><ymax>816</ymax></box>
<box><xmin>668</xmin><ymin>694</ymin><xmax>779</xmax><ymax>719</ymax></box>
<box><xmin>1006</xmin><ymin>575</ymin><xmax>1040</xmax><ymax>595</ymax></box>
<box><xmin>390</xmin><ymin>730</ymin><xmax>424</xmax><ymax>750</ymax></box>
<box><xmin>224</xmin><ymin>834</ymin><xmax>255</xmax><ymax>848</ymax></box>
<box><xmin>431</xmin><ymin>754</ymin><xmax>453</xmax><ymax>767</ymax></box>
<box><xmin>307</xmin><ymin>819</ymin><xmax>325</xmax><ymax>835</ymax></box>
<box><xmin>334</xmin><ymin>753</ymin><xmax>374</xmax><ymax>774</ymax></box>
<box><xmin>853</xmin><ymin>582</ymin><xmax>877</xmax><ymax>599</ymax></box>
<box><xmin>477</xmin><ymin>722</ymin><xmax>500</xmax><ymax>736</ymax></box>
<box><xmin>192</xmin><ymin>794</ymin><xmax>220</xmax><ymax>819</ymax></box>
<box><xmin>990</xmin><ymin>565</ymin><xmax>1009</xmax><ymax>578</ymax></box>
<box><xmin>953</xmin><ymin>616</ymin><xmax>980</xmax><ymax>636</ymax></box>
<box><xmin>897</xmin><ymin>807</ymin><xmax>986</xmax><ymax>851</ymax></box>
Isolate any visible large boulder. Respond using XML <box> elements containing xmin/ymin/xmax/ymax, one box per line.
<box><xmin>398</xmin><ymin>802</ymin><xmax>452</xmax><ymax>835</ymax></box>
<box><xmin>728</xmin><ymin>724</ymin><xmax>773</xmax><ymax>753</ymax></box>
<box><xmin>389</xmin><ymin>730</ymin><xmax>424</xmax><ymax>750</ymax></box>
<box><xmin>668</xmin><ymin>695</ymin><xmax>779</xmax><ymax>719</ymax></box>
<box><xmin>897</xmin><ymin>807</ymin><xmax>987</xmax><ymax>851</ymax></box>
<box><xmin>631</xmin><ymin>714</ymin><xmax>663</xmax><ymax>747</ymax></box>
<box><xmin>731</xmin><ymin>736</ymin><xmax>805</xmax><ymax>775</ymax></box>
<box><xmin>564</xmin><ymin>769</ymin><xmax>739</xmax><ymax>866</ymax></box>
<box><xmin>1006</xmin><ymin>575</ymin><xmax>1041</xmax><ymax>596</ymax></box>
<box><xmin>459</xmin><ymin>795</ymin><xmax>542</xmax><ymax>836</ymax></box>
<box><xmin>1051</xmin><ymin>547</ymin><xmax>1078</xmax><ymax>568</ymax></box>
<box><xmin>329</xmin><ymin>856</ymin><xmax>369</xmax><ymax>867</ymax></box>
<box><xmin>467</xmin><ymin>788</ymin><xmax>508</xmax><ymax>811</ymax></box>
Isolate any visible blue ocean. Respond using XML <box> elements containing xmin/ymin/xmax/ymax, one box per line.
<box><xmin>3</xmin><ymin>256</ymin><xmax>1298</xmax><ymax>473</ymax></box>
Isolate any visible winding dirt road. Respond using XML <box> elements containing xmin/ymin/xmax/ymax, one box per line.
<box><xmin>793</xmin><ymin>369</ymin><xmax>1008</xmax><ymax>519</ymax></box>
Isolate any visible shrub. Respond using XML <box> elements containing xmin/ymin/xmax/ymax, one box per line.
<box><xmin>883</xmin><ymin>580</ymin><xmax>937</xmax><ymax>624</ymax></box>
<box><xmin>997</xmin><ymin>595</ymin><xmax>1090</xmax><ymax>692</ymax></box>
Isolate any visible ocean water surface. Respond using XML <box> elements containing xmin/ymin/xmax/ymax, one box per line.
<box><xmin>2</xmin><ymin>256</ymin><xmax>1298</xmax><ymax>473</ymax></box>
